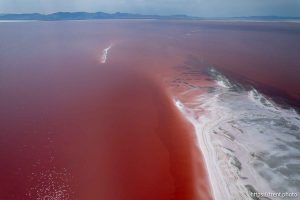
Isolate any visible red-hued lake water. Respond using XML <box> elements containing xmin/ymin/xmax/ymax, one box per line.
<box><xmin>0</xmin><ymin>20</ymin><xmax>299</xmax><ymax>200</ymax></box>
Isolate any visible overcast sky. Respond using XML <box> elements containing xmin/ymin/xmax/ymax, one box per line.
<box><xmin>0</xmin><ymin>0</ymin><xmax>299</xmax><ymax>17</ymax></box>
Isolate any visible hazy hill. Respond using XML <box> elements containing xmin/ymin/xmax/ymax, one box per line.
<box><xmin>0</xmin><ymin>12</ymin><xmax>199</xmax><ymax>20</ymax></box>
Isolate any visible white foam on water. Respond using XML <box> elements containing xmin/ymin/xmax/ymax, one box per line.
<box><xmin>100</xmin><ymin>43</ymin><xmax>113</xmax><ymax>64</ymax></box>
<box><xmin>216</xmin><ymin>80</ymin><xmax>230</xmax><ymax>88</ymax></box>
<box><xmin>209</xmin><ymin>68</ymin><xmax>234</xmax><ymax>89</ymax></box>
<box><xmin>248</xmin><ymin>89</ymin><xmax>279</xmax><ymax>112</ymax></box>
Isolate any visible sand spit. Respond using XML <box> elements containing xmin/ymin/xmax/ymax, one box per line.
<box><xmin>172</xmin><ymin>67</ymin><xmax>300</xmax><ymax>200</ymax></box>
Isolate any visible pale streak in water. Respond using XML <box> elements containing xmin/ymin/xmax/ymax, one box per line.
<box><xmin>101</xmin><ymin>44</ymin><xmax>113</xmax><ymax>64</ymax></box>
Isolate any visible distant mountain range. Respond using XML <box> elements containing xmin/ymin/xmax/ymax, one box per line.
<box><xmin>232</xmin><ymin>16</ymin><xmax>300</xmax><ymax>20</ymax></box>
<box><xmin>0</xmin><ymin>12</ymin><xmax>299</xmax><ymax>21</ymax></box>
<box><xmin>0</xmin><ymin>12</ymin><xmax>199</xmax><ymax>21</ymax></box>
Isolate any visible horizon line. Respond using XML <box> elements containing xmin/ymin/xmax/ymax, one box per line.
<box><xmin>1</xmin><ymin>11</ymin><xmax>300</xmax><ymax>19</ymax></box>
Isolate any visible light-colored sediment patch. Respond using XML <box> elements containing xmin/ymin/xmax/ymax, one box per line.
<box><xmin>100</xmin><ymin>44</ymin><xmax>113</xmax><ymax>64</ymax></box>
